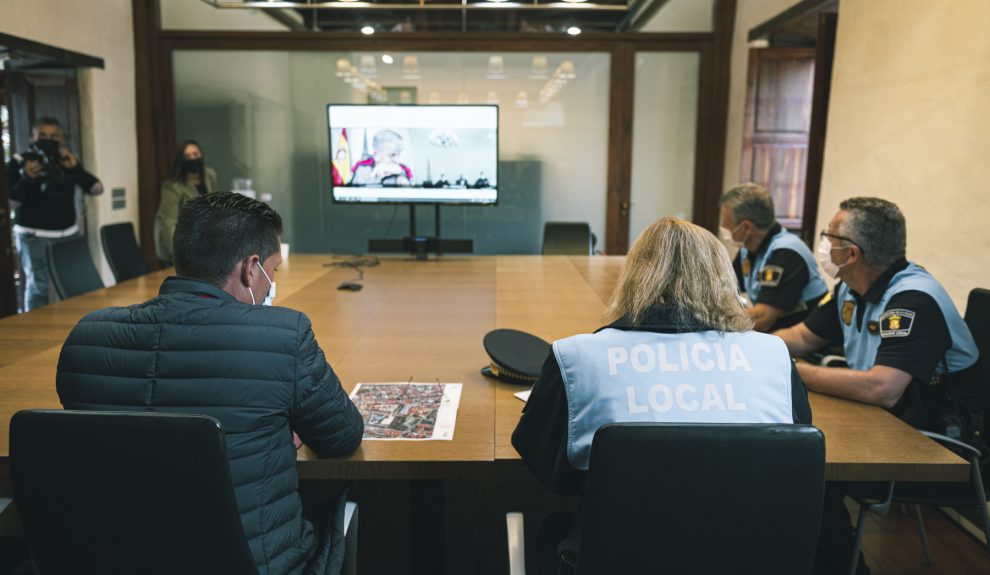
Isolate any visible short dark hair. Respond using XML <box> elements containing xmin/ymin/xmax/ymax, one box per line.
<box><xmin>32</xmin><ymin>117</ymin><xmax>62</xmax><ymax>132</ymax></box>
<box><xmin>173</xmin><ymin>193</ymin><xmax>282</xmax><ymax>287</ymax></box>
<box><xmin>838</xmin><ymin>197</ymin><xmax>906</xmax><ymax>269</ymax></box>
<box><xmin>718</xmin><ymin>183</ymin><xmax>776</xmax><ymax>230</ymax></box>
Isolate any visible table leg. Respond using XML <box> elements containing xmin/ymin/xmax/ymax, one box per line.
<box><xmin>410</xmin><ymin>479</ymin><xmax>445</xmax><ymax>575</ymax></box>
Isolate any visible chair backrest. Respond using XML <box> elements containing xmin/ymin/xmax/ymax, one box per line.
<box><xmin>100</xmin><ymin>222</ymin><xmax>150</xmax><ymax>282</ymax></box>
<box><xmin>965</xmin><ymin>288</ymin><xmax>990</xmax><ymax>391</ymax></box>
<box><xmin>577</xmin><ymin>423</ymin><xmax>826</xmax><ymax>575</ymax></box>
<box><xmin>542</xmin><ymin>222</ymin><xmax>592</xmax><ymax>255</ymax></box>
<box><xmin>10</xmin><ymin>410</ymin><xmax>258</xmax><ymax>575</ymax></box>
<box><xmin>46</xmin><ymin>236</ymin><xmax>104</xmax><ymax>299</ymax></box>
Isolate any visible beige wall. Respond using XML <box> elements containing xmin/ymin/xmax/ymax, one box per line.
<box><xmin>0</xmin><ymin>0</ymin><xmax>137</xmax><ymax>286</ymax></box>
<box><xmin>815</xmin><ymin>0</ymin><xmax>990</xmax><ymax>307</ymax></box>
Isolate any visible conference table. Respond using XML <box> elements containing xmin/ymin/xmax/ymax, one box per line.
<box><xmin>0</xmin><ymin>254</ymin><xmax>969</xmax><ymax>572</ymax></box>
<box><xmin>0</xmin><ymin>254</ymin><xmax>968</xmax><ymax>482</ymax></box>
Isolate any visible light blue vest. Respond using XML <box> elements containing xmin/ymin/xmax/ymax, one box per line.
<box><xmin>836</xmin><ymin>263</ymin><xmax>978</xmax><ymax>374</ymax></box>
<box><xmin>554</xmin><ymin>328</ymin><xmax>795</xmax><ymax>471</ymax></box>
<box><xmin>740</xmin><ymin>228</ymin><xmax>829</xmax><ymax>305</ymax></box>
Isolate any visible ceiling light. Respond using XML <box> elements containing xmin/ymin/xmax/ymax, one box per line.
<box><xmin>361</xmin><ymin>26</ymin><xmax>375</xmax><ymax>35</ymax></box>
<box><xmin>382</xmin><ymin>54</ymin><xmax>394</xmax><ymax>64</ymax></box>
<box><xmin>486</xmin><ymin>55</ymin><xmax>506</xmax><ymax>80</ymax></box>
<box><xmin>402</xmin><ymin>55</ymin><xmax>421</xmax><ymax>80</ymax></box>
<box><xmin>529</xmin><ymin>56</ymin><xmax>548</xmax><ymax>80</ymax></box>
<box><xmin>566</xmin><ymin>26</ymin><xmax>581</xmax><ymax>36</ymax></box>
<box><xmin>359</xmin><ymin>54</ymin><xmax>378</xmax><ymax>76</ymax></box>
<box><xmin>560</xmin><ymin>0</ymin><xmax>588</xmax><ymax>3</ymax></box>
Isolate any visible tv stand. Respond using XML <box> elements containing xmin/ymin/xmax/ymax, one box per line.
<box><xmin>368</xmin><ymin>205</ymin><xmax>474</xmax><ymax>260</ymax></box>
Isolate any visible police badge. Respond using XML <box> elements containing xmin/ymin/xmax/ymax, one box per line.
<box><xmin>880</xmin><ymin>309</ymin><xmax>915</xmax><ymax>338</ymax></box>
<box><xmin>841</xmin><ymin>300</ymin><xmax>855</xmax><ymax>326</ymax></box>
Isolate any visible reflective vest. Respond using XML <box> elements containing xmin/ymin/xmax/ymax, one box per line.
<box><xmin>836</xmin><ymin>263</ymin><xmax>978</xmax><ymax>374</ymax></box>
<box><xmin>740</xmin><ymin>228</ymin><xmax>829</xmax><ymax>305</ymax></box>
<box><xmin>554</xmin><ymin>328</ymin><xmax>795</xmax><ymax>471</ymax></box>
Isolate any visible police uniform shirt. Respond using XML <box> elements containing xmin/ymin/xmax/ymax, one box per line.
<box><xmin>803</xmin><ymin>258</ymin><xmax>983</xmax><ymax>426</ymax></box>
<box><xmin>511</xmin><ymin>305</ymin><xmax>812</xmax><ymax>495</ymax></box>
<box><xmin>732</xmin><ymin>224</ymin><xmax>827</xmax><ymax>330</ymax></box>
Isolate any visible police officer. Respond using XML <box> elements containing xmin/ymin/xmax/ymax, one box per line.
<box><xmin>776</xmin><ymin>197</ymin><xmax>981</xmax><ymax>430</ymax></box>
<box><xmin>6</xmin><ymin>117</ymin><xmax>103</xmax><ymax>311</ymax></box>
<box><xmin>512</xmin><ymin>217</ymin><xmax>810</xmax><ymax>573</ymax></box>
<box><xmin>719</xmin><ymin>183</ymin><xmax>829</xmax><ymax>332</ymax></box>
<box><xmin>775</xmin><ymin>197</ymin><xmax>982</xmax><ymax>575</ymax></box>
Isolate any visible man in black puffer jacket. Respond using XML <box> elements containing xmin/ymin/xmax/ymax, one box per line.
<box><xmin>56</xmin><ymin>193</ymin><xmax>364</xmax><ymax>575</ymax></box>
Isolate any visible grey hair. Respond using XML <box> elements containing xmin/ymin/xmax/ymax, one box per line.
<box><xmin>373</xmin><ymin>129</ymin><xmax>403</xmax><ymax>151</ymax></box>
<box><xmin>718</xmin><ymin>183</ymin><xmax>776</xmax><ymax>230</ymax></box>
<box><xmin>837</xmin><ymin>197</ymin><xmax>906</xmax><ymax>269</ymax></box>
<box><xmin>605</xmin><ymin>217</ymin><xmax>752</xmax><ymax>332</ymax></box>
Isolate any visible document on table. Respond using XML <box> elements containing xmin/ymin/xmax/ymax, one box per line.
<box><xmin>349</xmin><ymin>382</ymin><xmax>462</xmax><ymax>440</ymax></box>
<box><xmin>514</xmin><ymin>389</ymin><xmax>531</xmax><ymax>402</ymax></box>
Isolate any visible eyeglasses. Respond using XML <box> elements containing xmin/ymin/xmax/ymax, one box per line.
<box><xmin>819</xmin><ymin>230</ymin><xmax>864</xmax><ymax>255</ymax></box>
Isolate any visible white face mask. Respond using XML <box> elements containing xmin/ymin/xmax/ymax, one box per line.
<box><xmin>719</xmin><ymin>222</ymin><xmax>746</xmax><ymax>248</ymax></box>
<box><xmin>251</xmin><ymin>262</ymin><xmax>277</xmax><ymax>306</ymax></box>
<box><xmin>816</xmin><ymin>236</ymin><xmax>849</xmax><ymax>279</ymax></box>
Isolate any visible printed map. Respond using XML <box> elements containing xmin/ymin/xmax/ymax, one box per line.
<box><xmin>350</xmin><ymin>383</ymin><xmax>462</xmax><ymax>440</ymax></box>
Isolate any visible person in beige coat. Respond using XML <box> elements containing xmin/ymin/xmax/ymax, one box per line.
<box><xmin>154</xmin><ymin>140</ymin><xmax>217</xmax><ymax>264</ymax></box>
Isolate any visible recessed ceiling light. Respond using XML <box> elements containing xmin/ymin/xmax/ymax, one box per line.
<box><xmin>382</xmin><ymin>54</ymin><xmax>394</xmax><ymax>64</ymax></box>
<box><xmin>566</xmin><ymin>26</ymin><xmax>581</xmax><ymax>36</ymax></box>
<box><xmin>361</xmin><ymin>26</ymin><xmax>375</xmax><ymax>35</ymax></box>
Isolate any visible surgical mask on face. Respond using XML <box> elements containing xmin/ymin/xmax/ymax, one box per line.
<box><xmin>816</xmin><ymin>236</ymin><xmax>849</xmax><ymax>279</ymax></box>
<box><xmin>719</xmin><ymin>223</ymin><xmax>746</xmax><ymax>248</ymax></box>
<box><xmin>251</xmin><ymin>262</ymin><xmax>276</xmax><ymax>306</ymax></box>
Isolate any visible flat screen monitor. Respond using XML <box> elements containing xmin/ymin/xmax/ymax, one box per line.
<box><xmin>328</xmin><ymin>104</ymin><xmax>498</xmax><ymax>205</ymax></box>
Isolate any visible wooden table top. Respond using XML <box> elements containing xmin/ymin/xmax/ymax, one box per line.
<box><xmin>0</xmin><ymin>254</ymin><xmax>967</xmax><ymax>482</ymax></box>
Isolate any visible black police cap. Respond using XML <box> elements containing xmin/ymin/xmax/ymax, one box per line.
<box><xmin>481</xmin><ymin>329</ymin><xmax>551</xmax><ymax>385</ymax></box>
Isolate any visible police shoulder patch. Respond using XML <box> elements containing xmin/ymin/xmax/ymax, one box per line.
<box><xmin>841</xmin><ymin>300</ymin><xmax>855</xmax><ymax>326</ymax></box>
<box><xmin>879</xmin><ymin>308</ymin><xmax>916</xmax><ymax>338</ymax></box>
<box><xmin>758</xmin><ymin>265</ymin><xmax>784</xmax><ymax>287</ymax></box>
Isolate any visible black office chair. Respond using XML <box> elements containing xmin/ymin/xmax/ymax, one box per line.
<box><xmin>100</xmin><ymin>222</ymin><xmax>150</xmax><ymax>282</ymax></box>
<box><xmin>542</xmin><ymin>222</ymin><xmax>593</xmax><ymax>255</ymax></box>
<box><xmin>508</xmin><ymin>423</ymin><xmax>826</xmax><ymax>575</ymax></box>
<box><xmin>10</xmin><ymin>410</ymin><xmax>259</xmax><ymax>575</ymax></box>
<box><xmin>846</xmin><ymin>288</ymin><xmax>990</xmax><ymax>572</ymax></box>
<box><xmin>46</xmin><ymin>236</ymin><xmax>104</xmax><ymax>299</ymax></box>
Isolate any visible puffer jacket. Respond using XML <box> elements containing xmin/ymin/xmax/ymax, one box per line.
<box><xmin>56</xmin><ymin>276</ymin><xmax>364</xmax><ymax>575</ymax></box>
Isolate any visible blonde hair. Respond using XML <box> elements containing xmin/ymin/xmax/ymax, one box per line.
<box><xmin>605</xmin><ymin>217</ymin><xmax>753</xmax><ymax>332</ymax></box>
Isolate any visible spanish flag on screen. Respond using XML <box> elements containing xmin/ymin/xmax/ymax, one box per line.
<box><xmin>332</xmin><ymin>129</ymin><xmax>352</xmax><ymax>186</ymax></box>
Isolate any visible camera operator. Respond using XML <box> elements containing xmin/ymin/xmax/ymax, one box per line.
<box><xmin>5</xmin><ymin>117</ymin><xmax>103</xmax><ymax>311</ymax></box>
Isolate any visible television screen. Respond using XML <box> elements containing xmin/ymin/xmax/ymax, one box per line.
<box><xmin>328</xmin><ymin>104</ymin><xmax>498</xmax><ymax>205</ymax></box>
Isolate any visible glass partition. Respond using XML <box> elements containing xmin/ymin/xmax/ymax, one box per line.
<box><xmin>628</xmin><ymin>52</ymin><xmax>700</xmax><ymax>244</ymax></box>
<box><xmin>173</xmin><ymin>50</ymin><xmax>611</xmax><ymax>254</ymax></box>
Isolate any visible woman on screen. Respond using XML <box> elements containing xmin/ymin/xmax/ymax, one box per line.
<box><xmin>351</xmin><ymin>129</ymin><xmax>413</xmax><ymax>186</ymax></box>
<box><xmin>154</xmin><ymin>140</ymin><xmax>217</xmax><ymax>264</ymax></box>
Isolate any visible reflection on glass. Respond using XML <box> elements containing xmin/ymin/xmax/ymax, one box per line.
<box><xmin>173</xmin><ymin>51</ymin><xmax>611</xmax><ymax>254</ymax></box>
<box><xmin>629</xmin><ymin>52</ymin><xmax>700</xmax><ymax>245</ymax></box>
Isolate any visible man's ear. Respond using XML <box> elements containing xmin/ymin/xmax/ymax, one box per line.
<box><xmin>847</xmin><ymin>244</ymin><xmax>863</xmax><ymax>265</ymax></box>
<box><xmin>238</xmin><ymin>255</ymin><xmax>261</xmax><ymax>288</ymax></box>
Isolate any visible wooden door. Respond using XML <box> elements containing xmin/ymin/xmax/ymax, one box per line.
<box><xmin>740</xmin><ymin>47</ymin><xmax>815</xmax><ymax>232</ymax></box>
<box><xmin>0</xmin><ymin>73</ymin><xmax>18</xmax><ymax>317</ymax></box>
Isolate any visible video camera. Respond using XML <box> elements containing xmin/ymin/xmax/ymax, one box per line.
<box><xmin>20</xmin><ymin>139</ymin><xmax>65</xmax><ymax>185</ymax></box>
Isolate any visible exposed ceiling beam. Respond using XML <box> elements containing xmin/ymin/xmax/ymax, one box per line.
<box><xmin>263</xmin><ymin>8</ymin><xmax>308</xmax><ymax>30</ymax></box>
<box><xmin>200</xmin><ymin>0</ymin><xmax>629</xmax><ymax>12</ymax></box>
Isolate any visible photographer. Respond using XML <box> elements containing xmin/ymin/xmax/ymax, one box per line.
<box><xmin>5</xmin><ymin>117</ymin><xmax>103</xmax><ymax>311</ymax></box>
